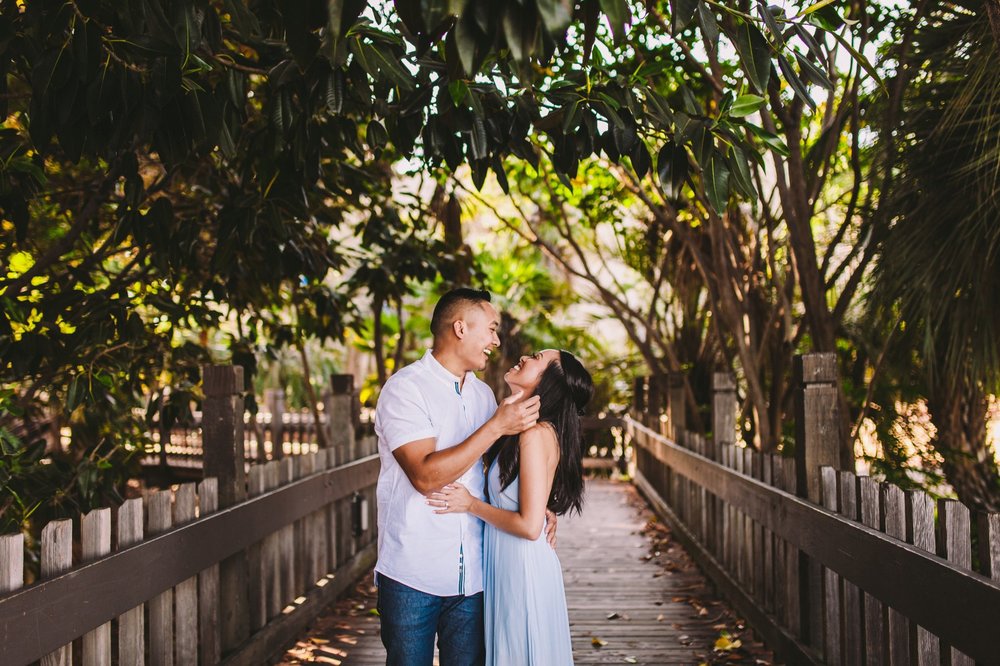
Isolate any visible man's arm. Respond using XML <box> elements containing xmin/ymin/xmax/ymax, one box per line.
<box><xmin>392</xmin><ymin>391</ymin><xmax>540</xmax><ymax>495</ymax></box>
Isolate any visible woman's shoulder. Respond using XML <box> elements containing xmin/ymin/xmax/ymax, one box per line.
<box><xmin>519</xmin><ymin>422</ymin><xmax>558</xmax><ymax>449</ymax></box>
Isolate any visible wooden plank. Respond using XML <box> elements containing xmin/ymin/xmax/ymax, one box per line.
<box><xmin>41</xmin><ymin>519</ymin><xmax>73</xmax><ymax>666</ymax></box>
<box><xmin>264</xmin><ymin>462</ymin><xmax>283</xmax><ymax>620</ymax></box>
<box><xmin>148</xmin><ymin>490</ymin><xmax>174</xmax><ymax>666</ymax></box>
<box><xmin>839</xmin><ymin>470</ymin><xmax>863</xmax><ymax>666</ymax></box>
<box><xmin>881</xmin><ymin>483</ymin><xmax>910</xmax><ymax>666</ymax></box>
<box><xmin>173</xmin><ymin>483</ymin><xmax>198</xmax><ymax>665</ymax></box>
<box><xmin>248</xmin><ymin>465</ymin><xmax>267</xmax><ymax>632</ymax></box>
<box><xmin>762</xmin><ymin>453</ymin><xmax>775</xmax><ymax>614</ymax></box>
<box><xmin>0</xmin><ymin>457</ymin><xmax>380</xmax><ymax>666</ymax></box>
<box><xmin>906</xmin><ymin>489</ymin><xmax>940</xmax><ymax>666</ymax></box>
<box><xmin>626</xmin><ymin>419</ymin><xmax>1000</xmax><ymax>663</ymax></box>
<box><xmin>979</xmin><ymin>512</ymin><xmax>1000</xmax><ymax>580</ymax></box>
<box><xmin>782</xmin><ymin>457</ymin><xmax>801</xmax><ymax>638</ymax></box>
<box><xmin>280</xmin><ymin>457</ymin><xmax>297</xmax><ymax>605</ymax></box>
<box><xmin>0</xmin><ymin>533</ymin><xmax>24</xmax><ymax>594</ymax></box>
<box><xmin>198</xmin><ymin>478</ymin><xmax>221</xmax><ymax>666</ymax></box>
<box><xmin>82</xmin><ymin>508</ymin><xmax>112</xmax><ymax>666</ymax></box>
<box><xmin>937</xmin><ymin>499</ymin><xmax>974</xmax><ymax>666</ymax></box>
<box><xmin>819</xmin><ymin>468</ymin><xmax>842</xmax><ymax>666</ymax></box>
<box><xmin>857</xmin><ymin>476</ymin><xmax>884</xmax><ymax>666</ymax></box>
<box><xmin>116</xmin><ymin>498</ymin><xmax>145</xmax><ymax>666</ymax></box>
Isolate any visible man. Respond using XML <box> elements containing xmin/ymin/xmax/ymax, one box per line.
<box><xmin>373</xmin><ymin>288</ymin><xmax>547</xmax><ymax>665</ymax></box>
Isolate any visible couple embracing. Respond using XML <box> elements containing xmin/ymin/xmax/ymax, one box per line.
<box><xmin>373</xmin><ymin>288</ymin><xmax>593</xmax><ymax>665</ymax></box>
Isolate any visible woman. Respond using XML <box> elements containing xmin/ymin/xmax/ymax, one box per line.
<box><xmin>428</xmin><ymin>349</ymin><xmax>593</xmax><ymax>665</ymax></box>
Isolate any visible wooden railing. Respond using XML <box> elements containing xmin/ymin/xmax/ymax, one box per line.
<box><xmin>628</xmin><ymin>353</ymin><xmax>1000</xmax><ymax>665</ymax></box>
<box><xmin>144</xmin><ymin>373</ymin><xmax>373</xmax><ymax>470</ymax></box>
<box><xmin>0</xmin><ymin>365</ymin><xmax>379</xmax><ymax>666</ymax></box>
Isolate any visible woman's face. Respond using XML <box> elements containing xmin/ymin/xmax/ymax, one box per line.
<box><xmin>504</xmin><ymin>349</ymin><xmax>560</xmax><ymax>394</ymax></box>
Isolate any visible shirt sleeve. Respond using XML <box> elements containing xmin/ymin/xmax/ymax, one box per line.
<box><xmin>374</xmin><ymin>377</ymin><xmax>438</xmax><ymax>451</ymax></box>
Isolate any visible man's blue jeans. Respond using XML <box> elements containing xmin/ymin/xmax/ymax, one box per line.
<box><xmin>376</xmin><ymin>573</ymin><xmax>485</xmax><ymax>666</ymax></box>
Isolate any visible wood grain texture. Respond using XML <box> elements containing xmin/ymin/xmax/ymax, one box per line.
<box><xmin>275</xmin><ymin>479</ymin><xmax>774</xmax><ymax>665</ymax></box>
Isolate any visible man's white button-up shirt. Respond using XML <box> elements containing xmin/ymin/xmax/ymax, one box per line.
<box><xmin>374</xmin><ymin>350</ymin><xmax>498</xmax><ymax>597</ymax></box>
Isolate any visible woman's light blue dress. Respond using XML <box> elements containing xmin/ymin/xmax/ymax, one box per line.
<box><xmin>483</xmin><ymin>459</ymin><xmax>573</xmax><ymax>665</ymax></box>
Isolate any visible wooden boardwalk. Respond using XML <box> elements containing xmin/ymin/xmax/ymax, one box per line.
<box><xmin>276</xmin><ymin>478</ymin><xmax>772</xmax><ymax>665</ymax></box>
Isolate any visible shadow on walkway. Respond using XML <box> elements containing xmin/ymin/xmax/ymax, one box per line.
<box><xmin>274</xmin><ymin>478</ymin><xmax>775</xmax><ymax>665</ymax></box>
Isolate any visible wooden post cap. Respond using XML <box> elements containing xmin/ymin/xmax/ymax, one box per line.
<box><xmin>794</xmin><ymin>353</ymin><xmax>837</xmax><ymax>385</ymax></box>
<box><xmin>330</xmin><ymin>374</ymin><xmax>355</xmax><ymax>395</ymax></box>
<box><xmin>202</xmin><ymin>365</ymin><xmax>244</xmax><ymax>395</ymax></box>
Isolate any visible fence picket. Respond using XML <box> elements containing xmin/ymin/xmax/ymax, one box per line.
<box><xmin>881</xmin><ymin>484</ymin><xmax>910</xmax><ymax>666</ymax></box>
<box><xmin>979</xmin><ymin>512</ymin><xmax>1000</xmax><ymax>580</ymax></box>
<box><xmin>0</xmin><ymin>533</ymin><xmax>23</xmax><ymax>594</ymax></box>
<box><xmin>148</xmin><ymin>490</ymin><xmax>174</xmax><ymax>666</ymax></box>
<box><xmin>937</xmin><ymin>499</ymin><xmax>974</xmax><ymax>666</ymax></box>
<box><xmin>196</xmin><ymin>477</ymin><xmax>221</xmax><ymax>666</ymax></box>
<box><xmin>117</xmin><ymin>498</ymin><xmax>145</xmax><ymax>665</ymax></box>
<box><xmin>171</xmin><ymin>484</ymin><xmax>198</xmax><ymax>664</ymax></box>
<box><xmin>837</xmin><ymin>470</ymin><xmax>864</xmax><ymax>665</ymax></box>
<box><xmin>248</xmin><ymin>465</ymin><xmax>267</xmax><ymax>631</ymax></box>
<box><xmin>857</xmin><ymin>476</ymin><xmax>885</xmax><ymax>665</ymax></box>
<box><xmin>280</xmin><ymin>458</ymin><xmax>297</xmax><ymax>602</ymax></box>
<box><xmin>819</xmin><ymin>467</ymin><xmax>842</xmax><ymax>666</ymax></box>
<box><xmin>264</xmin><ymin>462</ymin><xmax>283</xmax><ymax>620</ymax></box>
<box><xmin>82</xmin><ymin>508</ymin><xmax>112</xmax><ymax>666</ymax></box>
<box><xmin>41</xmin><ymin>519</ymin><xmax>72</xmax><ymax>666</ymax></box>
<box><xmin>905</xmin><ymin>489</ymin><xmax>940</xmax><ymax>665</ymax></box>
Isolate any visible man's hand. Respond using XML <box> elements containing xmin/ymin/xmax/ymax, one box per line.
<box><xmin>491</xmin><ymin>390</ymin><xmax>541</xmax><ymax>436</ymax></box>
<box><xmin>545</xmin><ymin>509</ymin><xmax>558</xmax><ymax>548</ymax></box>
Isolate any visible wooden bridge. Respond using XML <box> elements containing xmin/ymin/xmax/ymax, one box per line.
<box><xmin>3</xmin><ymin>355</ymin><xmax>1000</xmax><ymax>665</ymax></box>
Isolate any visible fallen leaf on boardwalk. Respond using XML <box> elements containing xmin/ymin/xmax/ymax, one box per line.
<box><xmin>672</xmin><ymin>596</ymin><xmax>687</xmax><ymax>602</ymax></box>
<box><xmin>591</xmin><ymin>636</ymin><xmax>608</xmax><ymax>648</ymax></box>
<box><xmin>656</xmin><ymin>614</ymin><xmax>665</xmax><ymax>622</ymax></box>
<box><xmin>714</xmin><ymin>633</ymin><xmax>742</xmax><ymax>651</ymax></box>
<box><xmin>309</xmin><ymin>637</ymin><xmax>330</xmax><ymax>645</ymax></box>
<box><xmin>624</xmin><ymin>657</ymin><xmax>638</xmax><ymax>664</ymax></box>
<box><xmin>698</xmin><ymin>607</ymin><xmax>709</xmax><ymax>616</ymax></box>
<box><xmin>607</xmin><ymin>611</ymin><xmax>621</xmax><ymax>620</ymax></box>
<box><xmin>678</xmin><ymin>634</ymin><xmax>692</xmax><ymax>645</ymax></box>
<box><xmin>367</xmin><ymin>608</ymin><xmax>380</xmax><ymax>616</ymax></box>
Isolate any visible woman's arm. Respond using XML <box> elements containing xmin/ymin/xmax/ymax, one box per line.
<box><xmin>427</xmin><ymin>424</ymin><xmax>558</xmax><ymax>540</ymax></box>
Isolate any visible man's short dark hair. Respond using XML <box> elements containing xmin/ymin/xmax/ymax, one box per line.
<box><xmin>430</xmin><ymin>288</ymin><xmax>492</xmax><ymax>338</ymax></box>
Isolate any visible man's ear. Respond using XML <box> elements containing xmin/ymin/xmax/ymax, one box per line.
<box><xmin>452</xmin><ymin>319</ymin><xmax>465</xmax><ymax>339</ymax></box>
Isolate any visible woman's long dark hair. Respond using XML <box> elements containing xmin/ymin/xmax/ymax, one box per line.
<box><xmin>484</xmin><ymin>350</ymin><xmax>594</xmax><ymax>515</ymax></box>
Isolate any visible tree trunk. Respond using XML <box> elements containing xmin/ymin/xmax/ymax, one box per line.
<box><xmin>373</xmin><ymin>294</ymin><xmax>386</xmax><ymax>386</ymax></box>
<box><xmin>928</xmin><ymin>376</ymin><xmax>1000</xmax><ymax>513</ymax></box>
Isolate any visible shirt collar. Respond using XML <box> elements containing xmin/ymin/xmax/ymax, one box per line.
<box><xmin>423</xmin><ymin>349</ymin><xmax>473</xmax><ymax>390</ymax></box>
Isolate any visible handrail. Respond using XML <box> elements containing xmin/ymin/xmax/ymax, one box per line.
<box><xmin>0</xmin><ymin>455</ymin><xmax>380</xmax><ymax>665</ymax></box>
<box><xmin>628</xmin><ymin>417</ymin><xmax>1000</xmax><ymax>663</ymax></box>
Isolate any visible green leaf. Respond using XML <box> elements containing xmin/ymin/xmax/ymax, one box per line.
<box><xmin>827</xmin><ymin>29</ymin><xmax>885</xmax><ymax>92</ymax></box>
<box><xmin>799</xmin><ymin>0</ymin><xmax>838</xmax><ymax>17</ymax></box>
<box><xmin>449</xmin><ymin>80</ymin><xmax>469</xmax><ymax>107</ymax></box>
<box><xmin>537</xmin><ymin>0</ymin><xmax>573</xmax><ymax>34</ymax></box>
<box><xmin>631</xmin><ymin>141</ymin><xmax>651</xmax><ymax>179</ymax></box>
<box><xmin>669</xmin><ymin>0</ymin><xmax>698</xmax><ymax>34</ymax></box>
<box><xmin>697</xmin><ymin>3</ymin><xmax>719</xmax><ymax>44</ymax></box>
<box><xmin>456</xmin><ymin>9</ymin><xmax>481</xmax><ymax>75</ymax></box>
<box><xmin>747</xmin><ymin>123</ymin><xmax>790</xmax><ymax>156</ymax></box>
<box><xmin>598</xmin><ymin>0</ymin><xmax>631</xmax><ymax>44</ymax></box>
<box><xmin>795</xmin><ymin>51</ymin><xmax>834</xmax><ymax>90</ymax></box>
<box><xmin>776</xmin><ymin>52</ymin><xmax>816</xmax><ymax>108</ymax></box>
<box><xmin>704</xmin><ymin>152</ymin><xmax>731</xmax><ymax>213</ymax></box>
<box><xmin>656</xmin><ymin>141</ymin><xmax>689</xmax><ymax>198</ymax></box>
<box><xmin>757</xmin><ymin>2</ymin><xmax>785</xmax><ymax>47</ymax></box>
<box><xmin>728</xmin><ymin>146</ymin><xmax>757</xmax><ymax>200</ymax></box>
<box><xmin>728</xmin><ymin>94</ymin><xmax>765</xmax><ymax>117</ymax></box>
<box><xmin>732</xmin><ymin>20</ymin><xmax>772</xmax><ymax>95</ymax></box>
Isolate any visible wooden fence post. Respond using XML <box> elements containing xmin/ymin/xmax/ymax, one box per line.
<box><xmin>328</xmin><ymin>374</ymin><xmax>356</xmax><ymax>464</ymax></box>
<box><xmin>265</xmin><ymin>388</ymin><xmax>285</xmax><ymax>460</ymax></box>
<box><xmin>202</xmin><ymin>364</ymin><xmax>250</xmax><ymax>654</ymax></box>
<box><xmin>667</xmin><ymin>373</ymin><xmax>686</xmax><ymax>442</ymax></box>
<box><xmin>712</xmin><ymin>372</ymin><xmax>737</xmax><ymax>456</ymax></box>
<box><xmin>633</xmin><ymin>376</ymin><xmax>646</xmax><ymax>415</ymax></box>
<box><xmin>794</xmin><ymin>352</ymin><xmax>842</xmax><ymax>652</ymax></box>
<box><xmin>794</xmin><ymin>353</ymin><xmax>842</xmax><ymax>504</ymax></box>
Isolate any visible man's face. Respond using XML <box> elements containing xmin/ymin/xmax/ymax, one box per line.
<box><xmin>459</xmin><ymin>302</ymin><xmax>501</xmax><ymax>372</ymax></box>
